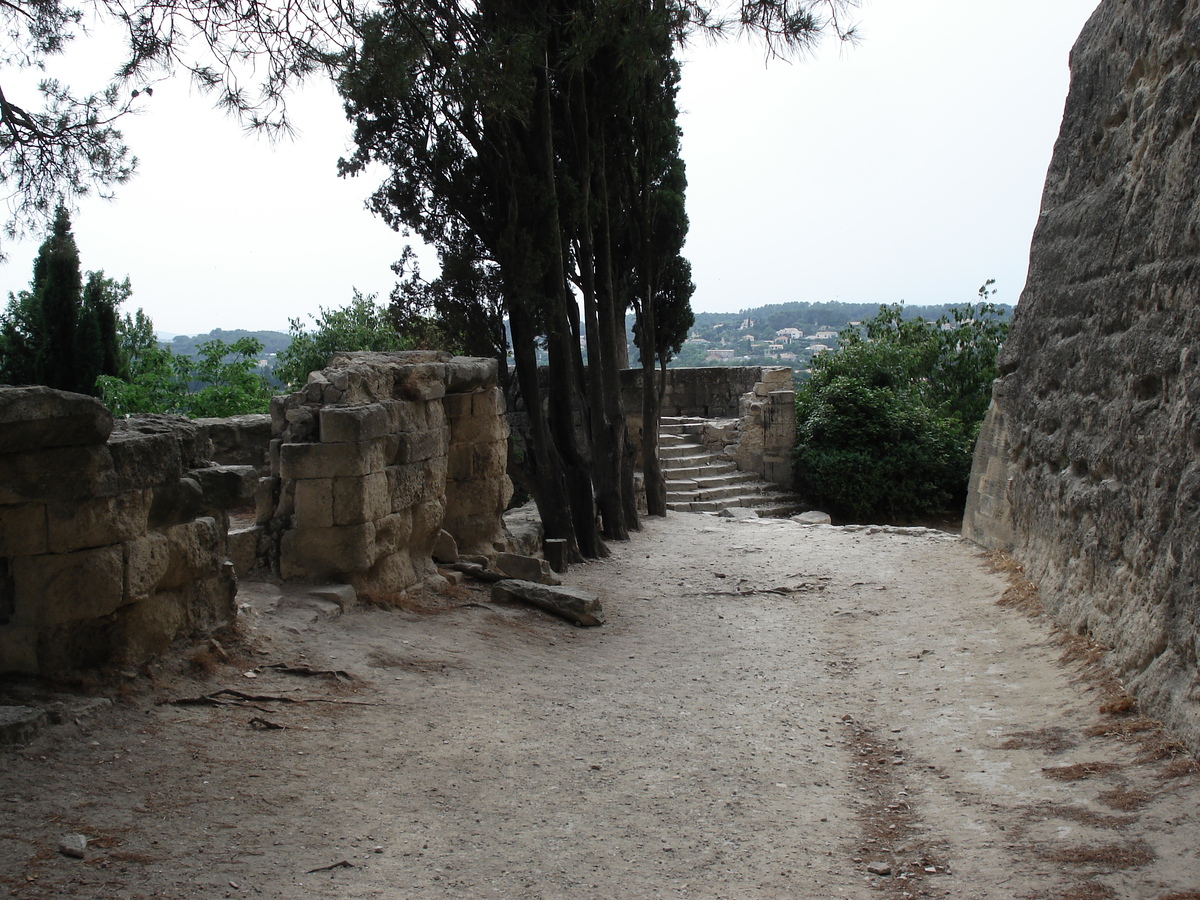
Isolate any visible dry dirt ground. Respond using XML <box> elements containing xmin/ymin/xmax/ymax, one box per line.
<box><xmin>2</xmin><ymin>512</ymin><xmax>1200</xmax><ymax>900</ymax></box>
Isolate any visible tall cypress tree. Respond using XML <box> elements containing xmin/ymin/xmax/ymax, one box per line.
<box><xmin>32</xmin><ymin>205</ymin><xmax>84</xmax><ymax>392</ymax></box>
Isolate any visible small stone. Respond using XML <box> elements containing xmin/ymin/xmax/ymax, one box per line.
<box><xmin>792</xmin><ymin>510</ymin><xmax>833</xmax><ymax>526</ymax></box>
<box><xmin>58</xmin><ymin>834</ymin><xmax>87</xmax><ymax>858</ymax></box>
<box><xmin>866</xmin><ymin>862</ymin><xmax>892</xmax><ymax>876</ymax></box>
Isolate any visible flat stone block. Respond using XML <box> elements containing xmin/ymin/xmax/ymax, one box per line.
<box><xmin>307</xmin><ymin>584</ymin><xmax>358</xmax><ymax>611</ymax></box>
<box><xmin>228</xmin><ymin>526</ymin><xmax>261</xmax><ymax>578</ymax></box>
<box><xmin>333</xmin><ymin>472</ymin><xmax>390</xmax><ymax>526</ymax></box>
<box><xmin>279</xmin><ymin>438</ymin><xmax>387</xmax><ymax>480</ymax></box>
<box><xmin>394</xmin><ymin>427</ymin><xmax>449</xmax><ymax>465</ymax></box>
<box><xmin>13</xmin><ymin>545</ymin><xmax>125</xmax><ymax>627</ymax></box>
<box><xmin>0</xmin><ymin>386</ymin><xmax>113</xmax><ymax>453</ymax></box>
<box><xmin>382</xmin><ymin>399</ymin><xmax>426</xmax><ymax>434</ymax></box>
<box><xmin>496</xmin><ymin>552</ymin><xmax>560</xmax><ymax>585</ymax></box>
<box><xmin>191</xmin><ymin>465</ymin><xmax>258</xmax><ymax>511</ymax></box>
<box><xmin>0</xmin><ymin>705</ymin><xmax>47</xmax><ymax>745</ymax></box>
<box><xmin>444</xmin><ymin>357</ymin><xmax>497</xmax><ymax>393</ymax></box>
<box><xmin>491</xmin><ymin>579</ymin><xmax>604</xmax><ymax>627</ymax></box>
<box><xmin>280</xmin><ymin>522</ymin><xmax>376</xmax><ymax>580</ymax></box>
<box><xmin>320</xmin><ymin>404</ymin><xmax>391</xmax><ymax>443</ymax></box>
<box><xmin>449</xmin><ymin>413</ymin><xmax>508</xmax><ymax>444</ymax></box>
<box><xmin>47</xmin><ymin>490</ymin><xmax>150</xmax><ymax>553</ymax></box>
<box><xmin>0</xmin><ymin>445</ymin><xmax>112</xmax><ymax>505</ymax></box>
<box><xmin>0</xmin><ymin>502</ymin><xmax>48</xmax><ymax>556</ymax></box>
<box><xmin>293</xmin><ymin>478</ymin><xmax>334</xmax><ymax>529</ymax></box>
<box><xmin>124</xmin><ymin>532</ymin><xmax>170</xmax><ymax>599</ymax></box>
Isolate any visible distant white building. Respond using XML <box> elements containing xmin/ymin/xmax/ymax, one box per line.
<box><xmin>812</xmin><ymin>329</ymin><xmax>838</xmax><ymax>340</ymax></box>
<box><xmin>775</xmin><ymin>327</ymin><xmax>804</xmax><ymax>343</ymax></box>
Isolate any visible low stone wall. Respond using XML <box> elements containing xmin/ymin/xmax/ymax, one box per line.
<box><xmin>261</xmin><ymin>351</ymin><xmax>511</xmax><ymax>602</ymax></box>
<box><xmin>0</xmin><ymin>388</ymin><xmax>255</xmax><ymax>675</ymax></box>
<box><xmin>622</xmin><ymin>367</ymin><xmax>796</xmax><ymax>489</ymax></box>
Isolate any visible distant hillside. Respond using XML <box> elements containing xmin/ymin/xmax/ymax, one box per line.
<box><xmin>163</xmin><ymin>329</ymin><xmax>291</xmax><ymax>358</ymax></box>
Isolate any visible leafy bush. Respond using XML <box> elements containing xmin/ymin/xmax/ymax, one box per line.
<box><xmin>275</xmin><ymin>291</ymin><xmax>409</xmax><ymax>390</ymax></box>
<box><xmin>794</xmin><ymin>292</ymin><xmax>1008</xmax><ymax>522</ymax></box>
<box><xmin>97</xmin><ymin>337</ymin><xmax>272</xmax><ymax>417</ymax></box>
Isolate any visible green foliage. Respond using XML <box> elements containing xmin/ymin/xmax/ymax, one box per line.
<box><xmin>275</xmin><ymin>291</ymin><xmax>409</xmax><ymax>390</ymax></box>
<box><xmin>0</xmin><ymin>206</ymin><xmax>123</xmax><ymax>394</ymax></box>
<box><xmin>794</xmin><ymin>288</ymin><xmax>1010</xmax><ymax>522</ymax></box>
<box><xmin>97</xmin><ymin>337</ymin><xmax>272</xmax><ymax>417</ymax></box>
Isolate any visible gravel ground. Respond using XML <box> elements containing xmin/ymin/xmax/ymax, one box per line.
<box><xmin>1</xmin><ymin>512</ymin><xmax>1198</xmax><ymax>900</ymax></box>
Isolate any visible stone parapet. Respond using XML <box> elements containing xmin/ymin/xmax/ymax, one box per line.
<box><xmin>266</xmin><ymin>351</ymin><xmax>511</xmax><ymax>601</ymax></box>
<box><xmin>0</xmin><ymin>389</ymin><xmax>242</xmax><ymax>675</ymax></box>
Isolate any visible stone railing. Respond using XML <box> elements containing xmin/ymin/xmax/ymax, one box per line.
<box><xmin>258</xmin><ymin>351</ymin><xmax>511</xmax><ymax>602</ymax></box>
<box><xmin>0</xmin><ymin>388</ymin><xmax>257</xmax><ymax>675</ymax></box>
<box><xmin>621</xmin><ymin>366</ymin><xmax>796</xmax><ymax>489</ymax></box>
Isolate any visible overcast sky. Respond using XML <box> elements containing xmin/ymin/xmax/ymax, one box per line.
<box><xmin>0</xmin><ymin>0</ymin><xmax>1101</xmax><ymax>336</ymax></box>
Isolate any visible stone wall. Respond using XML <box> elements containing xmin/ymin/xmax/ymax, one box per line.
<box><xmin>964</xmin><ymin>0</ymin><xmax>1200</xmax><ymax>747</ymax></box>
<box><xmin>262</xmin><ymin>351</ymin><xmax>511</xmax><ymax>602</ymax></box>
<box><xmin>0</xmin><ymin>388</ymin><xmax>255</xmax><ymax>675</ymax></box>
<box><xmin>622</xmin><ymin>367</ymin><xmax>796</xmax><ymax>488</ymax></box>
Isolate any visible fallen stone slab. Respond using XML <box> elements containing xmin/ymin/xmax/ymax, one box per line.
<box><xmin>308</xmin><ymin>584</ymin><xmax>358</xmax><ymax>611</ymax></box>
<box><xmin>717</xmin><ymin>507</ymin><xmax>760</xmax><ymax>519</ymax></box>
<box><xmin>496</xmin><ymin>552</ymin><xmax>561</xmax><ymax>586</ymax></box>
<box><xmin>792</xmin><ymin>510</ymin><xmax>833</xmax><ymax>526</ymax></box>
<box><xmin>0</xmin><ymin>706</ymin><xmax>48</xmax><ymax>746</ymax></box>
<box><xmin>491</xmin><ymin>579</ymin><xmax>605</xmax><ymax>627</ymax></box>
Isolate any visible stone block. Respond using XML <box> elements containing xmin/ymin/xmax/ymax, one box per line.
<box><xmin>349</xmin><ymin>552</ymin><xmax>418</xmax><ymax>602</ymax></box>
<box><xmin>447</xmin><ymin>444</ymin><xmax>475</xmax><ymax>481</ymax></box>
<box><xmin>0</xmin><ymin>704</ymin><xmax>47</xmax><ymax>744</ymax></box>
<box><xmin>372</xmin><ymin>510</ymin><xmax>413</xmax><ymax>559</ymax></box>
<box><xmin>280</xmin><ymin>521</ymin><xmax>376</xmax><ymax>580</ymax></box>
<box><xmin>228</xmin><ymin>526</ymin><xmax>261</xmax><ymax>578</ymax></box>
<box><xmin>0</xmin><ymin>503</ymin><xmax>48</xmax><ymax>556</ymax></box>
<box><xmin>410</xmin><ymin>498</ymin><xmax>446</xmax><ymax>555</ymax></box>
<box><xmin>442</xmin><ymin>393</ymin><xmax>473</xmax><ymax>419</ymax></box>
<box><xmin>106</xmin><ymin>430</ymin><xmax>184</xmax><ymax>493</ymax></box>
<box><xmin>13</xmin><ymin>545</ymin><xmax>125</xmax><ymax>627</ymax></box>
<box><xmin>0</xmin><ymin>445</ymin><xmax>112</xmax><ymax>505</ymax></box>
<box><xmin>47</xmin><ymin>490</ymin><xmax>150</xmax><ymax>553</ymax></box>
<box><xmin>111</xmin><ymin>415</ymin><xmax>211</xmax><ymax>470</ymax></box>
<box><xmin>191</xmin><ymin>465</ymin><xmax>258</xmax><ymax>511</ymax></box>
<box><xmin>125</xmin><ymin>533</ymin><xmax>171</xmax><ymax>599</ymax></box>
<box><xmin>148</xmin><ymin>477</ymin><xmax>204</xmax><ymax>530</ymax></box>
<box><xmin>269</xmin><ymin>395</ymin><xmax>289</xmax><ymax>436</ymax></box>
<box><xmin>392</xmin><ymin>363</ymin><xmax>447</xmax><ymax>402</ymax></box>
<box><xmin>449</xmin><ymin>413</ymin><xmax>508</xmax><ymax>444</ymax></box>
<box><xmin>444</xmin><ymin>357</ymin><xmax>498</xmax><ymax>393</ymax></box>
<box><xmin>0</xmin><ymin>386</ymin><xmax>113</xmax><ymax>453</ymax></box>
<box><xmin>491</xmin><ymin>579</ymin><xmax>604</xmax><ymax>627</ymax></box>
<box><xmin>279</xmin><ymin>438</ymin><xmax>387</xmax><ymax>480</ymax></box>
<box><xmin>0</xmin><ymin>628</ymin><xmax>38</xmax><ymax>674</ymax></box>
<box><xmin>160</xmin><ymin>518</ymin><xmax>222</xmax><ymax>589</ymax></box>
<box><xmin>425</xmin><ymin>402</ymin><xmax>447</xmax><ymax>431</ymax></box>
<box><xmin>394</xmin><ymin>427</ymin><xmax>449</xmax><ymax>465</ymax></box>
<box><xmin>382</xmin><ymin>399</ymin><xmax>426</xmax><ymax>433</ymax></box>
<box><xmin>293</xmin><ymin>478</ymin><xmax>334</xmax><ymax>529</ymax></box>
<box><xmin>194</xmin><ymin>414</ymin><xmax>273</xmax><ymax>469</ymax></box>
<box><xmin>471</xmin><ymin>388</ymin><xmax>505</xmax><ymax>418</ymax></box>
<box><xmin>307</xmin><ymin>584</ymin><xmax>358</xmax><ymax>611</ymax></box>
<box><xmin>432</xmin><ymin>529</ymin><xmax>459</xmax><ymax>564</ymax></box>
<box><xmin>320</xmin><ymin>404</ymin><xmax>391</xmax><ymax>443</ymax></box>
<box><xmin>255</xmin><ymin>476</ymin><xmax>279</xmax><ymax>525</ymax></box>
<box><xmin>332</xmin><ymin>472</ymin><xmax>390</xmax><ymax>526</ymax></box>
<box><xmin>496</xmin><ymin>552</ymin><xmax>560</xmax><ymax>585</ymax></box>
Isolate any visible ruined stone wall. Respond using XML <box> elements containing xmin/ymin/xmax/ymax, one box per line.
<box><xmin>964</xmin><ymin>0</ymin><xmax>1200</xmax><ymax>747</ymax></box>
<box><xmin>262</xmin><ymin>351</ymin><xmax>510</xmax><ymax>602</ymax></box>
<box><xmin>622</xmin><ymin>367</ymin><xmax>796</xmax><ymax>488</ymax></box>
<box><xmin>0</xmin><ymin>388</ymin><xmax>255</xmax><ymax>675</ymax></box>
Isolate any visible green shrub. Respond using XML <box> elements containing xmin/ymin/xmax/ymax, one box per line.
<box><xmin>794</xmin><ymin>294</ymin><xmax>1007</xmax><ymax>522</ymax></box>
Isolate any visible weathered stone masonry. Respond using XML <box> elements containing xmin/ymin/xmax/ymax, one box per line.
<box><xmin>261</xmin><ymin>351</ymin><xmax>511</xmax><ymax>603</ymax></box>
<box><xmin>0</xmin><ymin>388</ymin><xmax>257</xmax><ymax>674</ymax></box>
<box><xmin>964</xmin><ymin>0</ymin><xmax>1200</xmax><ymax>748</ymax></box>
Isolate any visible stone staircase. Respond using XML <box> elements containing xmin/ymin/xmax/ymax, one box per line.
<box><xmin>658</xmin><ymin>417</ymin><xmax>806</xmax><ymax>517</ymax></box>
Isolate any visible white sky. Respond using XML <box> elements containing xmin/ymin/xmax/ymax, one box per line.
<box><xmin>0</xmin><ymin>0</ymin><xmax>1101</xmax><ymax>336</ymax></box>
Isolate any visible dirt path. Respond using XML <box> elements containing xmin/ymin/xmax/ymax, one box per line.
<box><xmin>2</xmin><ymin>513</ymin><xmax>1199</xmax><ymax>899</ymax></box>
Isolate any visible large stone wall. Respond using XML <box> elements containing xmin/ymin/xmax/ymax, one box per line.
<box><xmin>964</xmin><ymin>0</ymin><xmax>1200</xmax><ymax>747</ymax></box>
<box><xmin>262</xmin><ymin>351</ymin><xmax>511</xmax><ymax>602</ymax></box>
<box><xmin>0</xmin><ymin>388</ymin><xmax>255</xmax><ymax>674</ymax></box>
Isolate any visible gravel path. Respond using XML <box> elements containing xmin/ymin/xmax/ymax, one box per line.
<box><xmin>2</xmin><ymin>513</ymin><xmax>1198</xmax><ymax>899</ymax></box>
